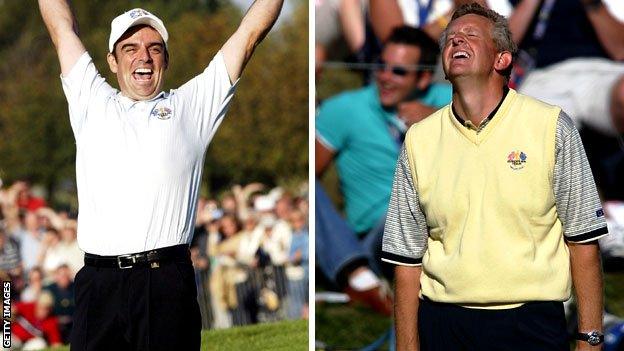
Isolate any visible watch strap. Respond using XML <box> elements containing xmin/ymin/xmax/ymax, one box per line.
<box><xmin>575</xmin><ymin>331</ymin><xmax>604</xmax><ymax>345</ymax></box>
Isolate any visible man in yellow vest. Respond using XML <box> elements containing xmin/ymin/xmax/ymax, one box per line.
<box><xmin>381</xmin><ymin>3</ymin><xmax>608</xmax><ymax>350</ymax></box>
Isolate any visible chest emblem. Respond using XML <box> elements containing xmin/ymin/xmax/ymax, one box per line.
<box><xmin>151</xmin><ymin>107</ymin><xmax>172</xmax><ymax>120</ymax></box>
<box><xmin>507</xmin><ymin>151</ymin><xmax>527</xmax><ymax>170</ymax></box>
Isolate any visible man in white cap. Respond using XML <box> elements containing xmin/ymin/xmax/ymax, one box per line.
<box><xmin>37</xmin><ymin>0</ymin><xmax>283</xmax><ymax>349</ymax></box>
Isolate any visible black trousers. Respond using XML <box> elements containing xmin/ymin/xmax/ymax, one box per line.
<box><xmin>70</xmin><ymin>254</ymin><xmax>201</xmax><ymax>350</ymax></box>
<box><xmin>418</xmin><ymin>297</ymin><xmax>569</xmax><ymax>351</ymax></box>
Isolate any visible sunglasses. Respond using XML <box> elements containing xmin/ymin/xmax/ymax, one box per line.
<box><xmin>375</xmin><ymin>60</ymin><xmax>419</xmax><ymax>77</ymax></box>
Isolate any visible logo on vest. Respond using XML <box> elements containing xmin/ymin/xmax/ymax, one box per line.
<box><xmin>151</xmin><ymin>107</ymin><xmax>172</xmax><ymax>120</ymax></box>
<box><xmin>507</xmin><ymin>151</ymin><xmax>527</xmax><ymax>170</ymax></box>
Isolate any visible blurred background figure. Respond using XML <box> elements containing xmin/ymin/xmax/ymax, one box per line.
<box><xmin>286</xmin><ymin>209</ymin><xmax>309</xmax><ymax>320</ymax></box>
<box><xmin>191</xmin><ymin>183</ymin><xmax>308</xmax><ymax>329</ymax></box>
<box><xmin>315</xmin><ymin>0</ymin><xmax>368</xmax><ymax>74</ymax></box>
<box><xmin>45</xmin><ymin>264</ymin><xmax>75</xmax><ymax>344</ymax></box>
<box><xmin>12</xmin><ymin>292</ymin><xmax>63</xmax><ymax>350</ymax></box>
<box><xmin>21</xmin><ymin>267</ymin><xmax>44</xmax><ymax>303</ymax></box>
<box><xmin>0</xmin><ymin>226</ymin><xmax>22</xmax><ymax>284</ymax></box>
<box><xmin>315</xmin><ymin>25</ymin><xmax>451</xmax><ymax>319</ymax></box>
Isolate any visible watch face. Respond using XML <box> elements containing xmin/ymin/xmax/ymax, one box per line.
<box><xmin>587</xmin><ymin>332</ymin><xmax>602</xmax><ymax>346</ymax></box>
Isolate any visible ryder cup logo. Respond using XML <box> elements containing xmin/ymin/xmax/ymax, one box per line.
<box><xmin>151</xmin><ymin>107</ymin><xmax>172</xmax><ymax>120</ymax></box>
<box><xmin>507</xmin><ymin>150</ymin><xmax>527</xmax><ymax>170</ymax></box>
<box><xmin>129</xmin><ymin>9</ymin><xmax>149</xmax><ymax>19</ymax></box>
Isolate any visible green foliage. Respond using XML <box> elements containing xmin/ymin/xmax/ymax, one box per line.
<box><xmin>0</xmin><ymin>0</ymin><xmax>308</xmax><ymax>206</ymax></box>
<box><xmin>605</xmin><ymin>272</ymin><xmax>624</xmax><ymax>316</ymax></box>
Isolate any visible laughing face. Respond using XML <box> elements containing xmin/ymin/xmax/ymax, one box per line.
<box><xmin>442</xmin><ymin>14</ymin><xmax>499</xmax><ymax>82</ymax></box>
<box><xmin>375</xmin><ymin>43</ymin><xmax>430</xmax><ymax>108</ymax></box>
<box><xmin>107</xmin><ymin>25</ymin><xmax>168</xmax><ymax>101</ymax></box>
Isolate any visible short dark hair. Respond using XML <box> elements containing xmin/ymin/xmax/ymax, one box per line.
<box><xmin>111</xmin><ymin>24</ymin><xmax>169</xmax><ymax>64</ymax></box>
<box><xmin>386</xmin><ymin>26</ymin><xmax>440</xmax><ymax>72</ymax></box>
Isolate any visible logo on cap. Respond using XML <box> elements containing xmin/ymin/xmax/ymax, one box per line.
<box><xmin>129</xmin><ymin>9</ymin><xmax>150</xmax><ymax>19</ymax></box>
<box><xmin>151</xmin><ymin>107</ymin><xmax>172</xmax><ymax>120</ymax></box>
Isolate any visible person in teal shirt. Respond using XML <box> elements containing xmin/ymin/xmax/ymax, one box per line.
<box><xmin>315</xmin><ymin>26</ymin><xmax>452</xmax><ymax>314</ymax></box>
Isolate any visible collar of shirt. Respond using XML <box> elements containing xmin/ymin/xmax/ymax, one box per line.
<box><xmin>452</xmin><ymin>85</ymin><xmax>510</xmax><ymax>133</ymax></box>
<box><xmin>115</xmin><ymin>91</ymin><xmax>167</xmax><ymax>110</ymax></box>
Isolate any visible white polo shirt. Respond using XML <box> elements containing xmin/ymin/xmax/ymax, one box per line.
<box><xmin>61</xmin><ymin>51</ymin><xmax>237</xmax><ymax>255</ymax></box>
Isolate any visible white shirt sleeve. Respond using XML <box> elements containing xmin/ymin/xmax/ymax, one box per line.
<box><xmin>174</xmin><ymin>50</ymin><xmax>239</xmax><ymax>147</ymax></box>
<box><xmin>60</xmin><ymin>52</ymin><xmax>115</xmax><ymax>137</ymax></box>
<box><xmin>604</xmin><ymin>0</ymin><xmax>624</xmax><ymax>22</ymax></box>
<box><xmin>486</xmin><ymin>0</ymin><xmax>513</xmax><ymax>18</ymax></box>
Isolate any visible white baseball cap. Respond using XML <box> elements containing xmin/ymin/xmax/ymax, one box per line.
<box><xmin>109</xmin><ymin>8</ymin><xmax>169</xmax><ymax>53</ymax></box>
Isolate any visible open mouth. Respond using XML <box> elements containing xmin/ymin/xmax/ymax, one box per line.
<box><xmin>378</xmin><ymin>82</ymin><xmax>396</xmax><ymax>97</ymax></box>
<box><xmin>451</xmin><ymin>51</ymin><xmax>470</xmax><ymax>61</ymax></box>
<box><xmin>133</xmin><ymin>68</ymin><xmax>153</xmax><ymax>82</ymax></box>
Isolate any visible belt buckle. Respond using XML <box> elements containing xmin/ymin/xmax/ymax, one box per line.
<box><xmin>117</xmin><ymin>254</ymin><xmax>136</xmax><ymax>269</ymax></box>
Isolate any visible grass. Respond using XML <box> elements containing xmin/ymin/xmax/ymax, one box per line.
<box><xmin>605</xmin><ymin>272</ymin><xmax>624</xmax><ymax>316</ymax></box>
<box><xmin>44</xmin><ymin>319</ymin><xmax>308</xmax><ymax>351</ymax></box>
<box><xmin>316</xmin><ymin>272</ymin><xmax>624</xmax><ymax>351</ymax></box>
<box><xmin>316</xmin><ymin>302</ymin><xmax>392</xmax><ymax>350</ymax></box>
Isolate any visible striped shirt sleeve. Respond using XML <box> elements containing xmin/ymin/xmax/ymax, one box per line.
<box><xmin>381</xmin><ymin>145</ymin><xmax>429</xmax><ymax>266</ymax></box>
<box><xmin>553</xmin><ymin>111</ymin><xmax>608</xmax><ymax>243</ymax></box>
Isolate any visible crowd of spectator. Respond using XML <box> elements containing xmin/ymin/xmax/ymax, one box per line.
<box><xmin>315</xmin><ymin>0</ymin><xmax>624</xmax><ymax>331</ymax></box>
<box><xmin>191</xmin><ymin>182</ymin><xmax>309</xmax><ymax>329</ymax></box>
<box><xmin>0</xmin><ymin>179</ymin><xmax>308</xmax><ymax>348</ymax></box>
<box><xmin>0</xmin><ymin>181</ymin><xmax>78</xmax><ymax>349</ymax></box>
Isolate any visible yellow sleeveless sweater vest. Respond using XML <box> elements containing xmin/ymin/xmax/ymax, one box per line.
<box><xmin>404</xmin><ymin>89</ymin><xmax>570</xmax><ymax>308</ymax></box>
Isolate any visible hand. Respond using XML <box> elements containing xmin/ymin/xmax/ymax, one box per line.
<box><xmin>207</xmin><ymin>221</ymin><xmax>220</xmax><ymax>234</ymax></box>
<box><xmin>10</xmin><ymin>181</ymin><xmax>27</xmax><ymax>192</ymax></box>
<box><xmin>41</xmin><ymin>232</ymin><xmax>56</xmax><ymax>247</ymax></box>
<box><xmin>290</xmin><ymin>249</ymin><xmax>302</xmax><ymax>264</ymax></box>
<box><xmin>243</xmin><ymin>183</ymin><xmax>265</xmax><ymax>196</ymax></box>
<box><xmin>36</xmin><ymin>207</ymin><xmax>55</xmax><ymax>218</ymax></box>
<box><xmin>250</xmin><ymin>257</ymin><xmax>259</xmax><ymax>268</ymax></box>
<box><xmin>398</xmin><ymin>101</ymin><xmax>435</xmax><ymax>126</ymax></box>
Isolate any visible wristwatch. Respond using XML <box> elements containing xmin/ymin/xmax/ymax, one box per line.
<box><xmin>575</xmin><ymin>331</ymin><xmax>604</xmax><ymax>346</ymax></box>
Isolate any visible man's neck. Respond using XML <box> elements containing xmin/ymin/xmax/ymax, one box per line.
<box><xmin>451</xmin><ymin>77</ymin><xmax>505</xmax><ymax>126</ymax></box>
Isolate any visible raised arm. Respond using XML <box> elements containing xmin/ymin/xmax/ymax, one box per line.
<box><xmin>339</xmin><ymin>0</ymin><xmax>366</xmax><ymax>54</ymax></box>
<box><xmin>221</xmin><ymin>0</ymin><xmax>284</xmax><ymax>83</ymax></box>
<box><xmin>582</xmin><ymin>0</ymin><xmax>624</xmax><ymax>61</ymax></box>
<box><xmin>369</xmin><ymin>0</ymin><xmax>404</xmax><ymax>43</ymax></box>
<box><xmin>38</xmin><ymin>0</ymin><xmax>86</xmax><ymax>76</ymax></box>
<box><xmin>507</xmin><ymin>0</ymin><xmax>541</xmax><ymax>44</ymax></box>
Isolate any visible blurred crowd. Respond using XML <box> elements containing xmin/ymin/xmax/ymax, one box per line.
<box><xmin>315</xmin><ymin>0</ymin><xmax>624</xmax><ymax>336</ymax></box>
<box><xmin>191</xmin><ymin>182</ymin><xmax>309</xmax><ymax>329</ymax></box>
<box><xmin>0</xmin><ymin>181</ymin><xmax>78</xmax><ymax>349</ymax></box>
<box><xmin>0</xmin><ymin>179</ymin><xmax>308</xmax><ymax>348</ymax></box>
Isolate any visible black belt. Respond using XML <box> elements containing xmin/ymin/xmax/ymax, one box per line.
<box><xmin>84</xmin><ymin>244</ymin><xmax>190</xmax><ymax>269</ymax></box>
